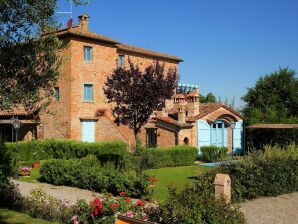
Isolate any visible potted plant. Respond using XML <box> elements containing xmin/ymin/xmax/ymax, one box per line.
<box><xmin>18</xmin><ymin>166</ymin><xmax>32</xmax><ymax>176</ymax></box>
<box><xmin>95</xmin><ymin>108</ymin><xmax>109</xmax><ymax>117</ymax></box>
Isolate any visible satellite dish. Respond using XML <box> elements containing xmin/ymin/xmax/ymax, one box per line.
<box><xmin>66</xmin><ymin>18</ymin><xmax>74</xmax><ymax>29</ymax></box>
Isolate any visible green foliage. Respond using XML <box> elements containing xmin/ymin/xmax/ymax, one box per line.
<box><xmin>40</xmin><ymin>156</ymin><xmax>151</xmax><ymax>198</ymax></box>
<box><xmin>0</xmin><ymin>142</ymin><xmax>12</xmax><ymax>176</ymax></box>
<box><xmin>143</xmin><ymin>145</ymin><xmax>198</xmax><ymax>169</ymax></box>
<box><xmin>196</xmin><ymin>144</ymin><xmax>298</xmax><ymax>202</ymax></box>
<box><xmin>201</xmin><ymin>146</ymin><xmax>228</xmax><ymax>162</ymax></box>
<box><xmin>146</xmin><ymin>183</ymin><xmax>245</xmax><ymax>224</ymax></box>
<box><xmin>242</xmin><ymin>67</ymin><xmax>298</xmax><ymax>124</ymax></box>
<box><xmin>200</xmin><ymin>92</ymin><xmax>217</xmax><ymax>103</ymax></box>
<box><xmin>6</xmin><ymin>139</ymin><xmax>130</xmax><ymax>170</ymax></box>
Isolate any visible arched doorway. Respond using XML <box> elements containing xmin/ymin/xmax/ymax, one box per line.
<box><xmin>210</xmin><ymin>120</ymin><xmax>228</xmax><ymax>147</ymax></box>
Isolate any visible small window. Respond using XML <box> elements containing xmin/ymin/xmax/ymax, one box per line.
<box><xmin>84</xmin><ymin>46</ymin><xmax>93</xmax><ymax>61</ymax></box>
<box><xmin>83</xmin><ymin>84</ymin><xmax>93</xmax><ymax>101</ymax></box>
<box><xmin>54</xmin><ymin>87</ymin><xmax>59</xmax><ymax>101</ymax></box>
<box><xmin>183</xmin><ymin>137</ymin><xmax>189</xmax><ymax>145</ymax></box>
<box><xmin>118</xmin><ymin>55</ymin><xmax>125</xmax><ymax>68</ymax></box>
<box><xmin>146</xmin><ymin>128</ymin><xmax>157</xmax><ymax>148</ymax></box>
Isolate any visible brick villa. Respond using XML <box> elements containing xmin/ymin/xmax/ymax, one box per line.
<box><xmin>0</xmin><ymin>14</ymin><xmax>244</xmax><ymax>154</ymax></box>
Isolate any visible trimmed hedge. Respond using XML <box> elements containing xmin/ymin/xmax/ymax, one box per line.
<box><xmin>144</xmin><ymin>145</ymin><xmax>198</xmax><ymax>169</ymax></box>
<box><xmin>201</xmin><ymin>146</ymin><xmax>228</xmax><ymax>162</ymax></box>
<box><xmin>40</xmin><ymin>155</ymin><xmax>151</xmax><ymax>198</ymax></box>
<box><xmin>195</xmin><ymin>144</ymin><xmax>298</xmax><ymax>202</ymax></box>
<box><xmin>6</xmin><ymin>139</ymin><xmax>129</xmax><ymax>169</ymax></box>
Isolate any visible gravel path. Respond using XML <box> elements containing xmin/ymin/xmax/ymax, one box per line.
<box><xmin>240</xmin><ymin>192</ymin><xmax>298</xmax><ymax>224</ymax></box>
<box><xmin>13</xmin><ymin>180</ymin><xmax>298</xmax><ymax>223</ymax></box>
<box><xmin>12</xmin><ymin>180</ymin><xmax>102</xmax><ymax>203</ymax></box>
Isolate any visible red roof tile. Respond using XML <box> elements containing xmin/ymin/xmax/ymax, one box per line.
<box><xmin>246</xmin><ymin>124</ymin><xmax>298</xmax><ymax>129</ymax></box>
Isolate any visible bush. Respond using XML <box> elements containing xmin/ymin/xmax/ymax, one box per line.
<box><xmin>6</xmin><ymin>139</ymin><xmax>130</xmax><ymax>169</ymax></box>
<box><xmin>196</xmin><ymin>144</ymin><xmax>298</xmax><ymax>202</ymax></box>
<box><xmin>146</xmin><ymin>183</ymin><xmax>245</xmax><ymax>224</ymax></box>
<box><xmin>40</xmin><ymin>155</ymin><xmax>151</xmax><ymax>198</ymax></box>
<box><xmin>201</xmin><ymin>146</ymin><xmax>228</xmax><ymax>162</ymax></box>
<box><xmin>142</xmin><ymin>145</ymin><xmax>197</xmax><ymax>169</ymax></box>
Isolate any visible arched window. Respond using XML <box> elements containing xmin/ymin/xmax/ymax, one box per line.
<box><xmin>183</xmin><ymin>137</ymin><xmax>189</xmax><ymax>145</ymax></box>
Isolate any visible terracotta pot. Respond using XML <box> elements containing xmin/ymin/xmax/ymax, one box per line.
<box><xmin>19</xmin><ymin>171</ymin><xmax>31</xmax><ymax>176</ymax></box>
<box><xmin>32</xmin><ymin>161</ymin><xmax>41</xmax><ymax>168</ymax></box>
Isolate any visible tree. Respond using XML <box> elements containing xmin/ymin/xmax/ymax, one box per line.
<box><xmin>242</xmin><ymin>68</ymin><xmax>298</xmax><ymax>124</ymax></box>
<box><xmin>104</xmin><ymin>61</ymin><xmax>178</xmax><ymax>141</ymax></box>
<box><xmin>200</xmin><ymin>92</ymin><xmax>216</xmax><ymax>103</ymax></box>
<box><xmin>0</xmin><ymin>0</ymin><xmax>88</xmax><ymax>112</ymax></box>
<box><xmin>205</xmin><ymin>92</ymin><xmax>216</xmax><ymax>103</ymax></box>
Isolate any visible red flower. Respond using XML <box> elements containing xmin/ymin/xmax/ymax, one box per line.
<box><xmin>89</xmin><ymin>197</ymin><xmax>104</xmax><ymax>218</ymax></box>
<box><xmin>125</xmin><ymin>197</ymin><xmax>131</xmax><ymax>203</ymax></box>
<box><xmin>136</xmin><ymin>200</ymin><xmax>145</xmax><ymax>206</ymax></box>
<box><xmin>120</xmin><ymin>191</ymin><xmax>126</xmax><ymax>197</ymax></box>
<box><xmin>112</xmin><ymin>203</ymin><xmax>120</xmax><ymax>207</ymax></box>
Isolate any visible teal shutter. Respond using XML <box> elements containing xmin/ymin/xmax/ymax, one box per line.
<box><xmin>233</xmin><ymin>120</ymin><xmax>243</xmax><ymax>154</ymax></box>
<box><xmin>82</xmin><ymin>121</ymin><xmax>95</xmax><ymax>142</ymax></box>
<box><xmin>197</xmin><ymin>120</ymin><xmax>211</xmax><ymax>156</ymax></box>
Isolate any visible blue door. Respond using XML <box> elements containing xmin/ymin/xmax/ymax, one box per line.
<box><xmin>82</xmin><ymin>121</ymin><xmax>95</xmax><ymax>142</ymax></box>
<box><xmin>197</xmin><ymin>120</ymin><xmax>211</xmax><ymax>156</ymax></box>
<box><xmin>211</xmin><ymin>120</ymin><xmax>228</xmax><ymax>147</ymax></box>
<box><xmin>233</xmin><ymin>120</ymin><xmax>244</xmax><ymax>155</ymax></box>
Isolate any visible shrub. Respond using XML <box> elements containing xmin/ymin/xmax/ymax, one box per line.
<box><xmin>195</xmin><ymin>144</ymin><xmax>298</xmax><ymax>202</ymax></box>
<box><xmin>146</xmin><ymin>183</ymin><xmax>245</xmax><ymax>224</ymax></box>
<box><xmin>40</xmin><ymin>155</ymin><xmax>151</xmax><ymax>198</ymax></box>
<box><xmin>6</xmin><ymin>139</ymin><xmax>130</xmax><ymax>169</ymax></box>
<box><xmin>143</xmin><ymin>145</ymin><xmax>197</xmax><ymax>169</ymax></box>
<box><xmin>201</xmin><ymin>146</ymin><xmax>228</xmax><ymax>162</ymax></box>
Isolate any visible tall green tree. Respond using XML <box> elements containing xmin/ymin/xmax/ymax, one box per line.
<box><xmin>0</xmin><ymin>0</ymin><xmax>88</xmax><ymax>112</ymax></box>
<box><xmin>242</xmin><ymin>68</ymin><xmax>298</xmax><ymax>124</ymax></box>
<box><xmin>200</xmin><ymin>92</ymin><xmax>217</xmax><ymax>103</ymax></box>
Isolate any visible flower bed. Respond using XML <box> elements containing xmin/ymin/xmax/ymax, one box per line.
<box><xmin>18</xmin><ymin>166</ymin><xmax>32</xmax><ymax>176</ymax></box>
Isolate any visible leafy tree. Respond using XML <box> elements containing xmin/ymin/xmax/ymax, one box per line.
<box><xmin>242</xmin><ymin>68</ymin><xmax>298</xmax><ymax>124</ymax></box>
<box><xmin>104</xmin><ymin>60</ymin><xmax>178</xmax><ymax>141</ymax></box>
<box><xmin>200</xmin><ymin>92</ymin><xmax>216</xmax><ymax>103</ymax></box>
<box><xmin>0</xmin><ymin>0</ymin><xmax>88</xmax><ymax>112</ymax></box>
<box><xmin>205</xmin><ymin>92</ymin><xmax>216</xmax><ymax>103</ymax></box>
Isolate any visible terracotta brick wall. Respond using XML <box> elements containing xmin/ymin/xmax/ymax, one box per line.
<box><xmin>41</xmin><ymin>35</ymin><xmax>179</xmax><ymax>144</ymax></box>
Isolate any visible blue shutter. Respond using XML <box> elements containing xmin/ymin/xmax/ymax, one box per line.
<box><xmin>197</xmin><ymin>119</ymin><xmax>211</xmax><ymax>156</ymax></box>
<box><xmin>223</xmin><ymin>126</ymin><xmax>228</xmax><ymax>147</ymax></box>
<box><xmin>82</xmin><ymin>121</ymin><xmax>95</xmax><ymax>142</ymax></box>
<box><xmin>233</xmin><ymin>120</ymin><xmax>244</xmax><ymax>155</ymax></box>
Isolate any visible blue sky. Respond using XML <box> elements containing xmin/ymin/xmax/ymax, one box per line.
<box><xmin>57</xmin><ymin>0</ymin><xmax>298</xmax><ymax>108</ymax></box>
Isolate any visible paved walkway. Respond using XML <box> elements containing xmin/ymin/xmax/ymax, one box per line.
<box><xmin>13</xmin><ymin>180</ymin><xmax>298</xmax><ymax>223</ymax></box>
<box><xmin>240</xmin><ymin>192</ymin><xmax>298</xmax><ymax>224</ymax></box>
<box><xmin>12</xmin><ymin>180</ymin><xmax>102</xmax><ymax>203</ymax></box>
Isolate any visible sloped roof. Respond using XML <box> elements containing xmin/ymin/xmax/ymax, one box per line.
<box><xmin>49</xmin><ymin>26</ymin><xmax>183</xmax><ymax>62</ymax></box>
<box><xmin>0</xmin><ymin>109</ymin><xmax>30</xmax><ymax>116</ymax></box>
<box><xmin>54</xmin><ymin>26</ymin><xmax>119</xmax><ymax>44</ymax></box>
<box><xmin>117</xmin><ymin>44</ymin><xmax>183</xmax><ymax>62</ymax></box>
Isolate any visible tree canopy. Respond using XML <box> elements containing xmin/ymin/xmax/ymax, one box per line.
<box><xmin>200</xmin><ymin>92</ymin><xmax>216</xmax><ymax>103</ymax></box>
<box><xmin>242</xmin><ymin>68</ymin><xmax>298</xmax><ymax>124</ymax></box>
<box><xmin>0</xmin><ymin>0</ymin><xmax>88</xmax><ymax>112</ymax></box>
<box><xmin>104</xmin><ymin>61</ymin><xmax>178</xmax><ymax>139</ymax></box>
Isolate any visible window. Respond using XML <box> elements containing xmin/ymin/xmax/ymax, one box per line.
<box><xmin>118</xmin><ymin>55</ymin><xmax>125</xmax><ymax>68</ymax></box>
<box><xmin>54</xmin><ymin>87</ymin><xmax>59</xmax><ymax>101</ymax></box>
<box><xmin>83</xmin><ymin>84</ymin><xmax>93</xmax><ymax>101</ymax></box>
<box><xmin>84</xmin><ymin>46</ymin><xmax>93</xmax><ymax>61</ymax></box>
<box><xmin>146</xmin><ymin>128</ymin><xmax>157</xmax><ymax>148</ymax></box>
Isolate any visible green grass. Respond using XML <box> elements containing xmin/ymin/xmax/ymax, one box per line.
<box><xmin>145</xmin><ymin>165</ymin><xmax>211</xmax><ymax>201</ymax></box>
<box><xmin>0</xmin><ymin>208</ymin><xmax>59</xmax><ymax>224</ymax></box>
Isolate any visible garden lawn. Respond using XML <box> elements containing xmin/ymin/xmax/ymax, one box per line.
<box><xmin>18</xmin><ymin>160</ymin><xmax>47</xmax><ymax>183</ymax></box>
<box><xmin>146</xmin><ymin>165</ymin><xmax>211</xmax><ymax>201</ymax></box>
<box><xmin>0</xmin><ymin>208</ymin><xmax>59</xmax><ymax>224</ymax></box>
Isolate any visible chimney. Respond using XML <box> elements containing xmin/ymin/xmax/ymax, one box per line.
<box><xmin>78</xmin><ymin>14</ymin><xmax>90</xmax><ymax>31</ymax></box>
<box><xmin>178</xmin><ymin>107</ymin><xmax>186</xmax><ymax>124</ymax></box>
<box><xmin>186</xmin><ymin>89</ymin><xmax>200</xmax><ymax>116</ymax></box>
